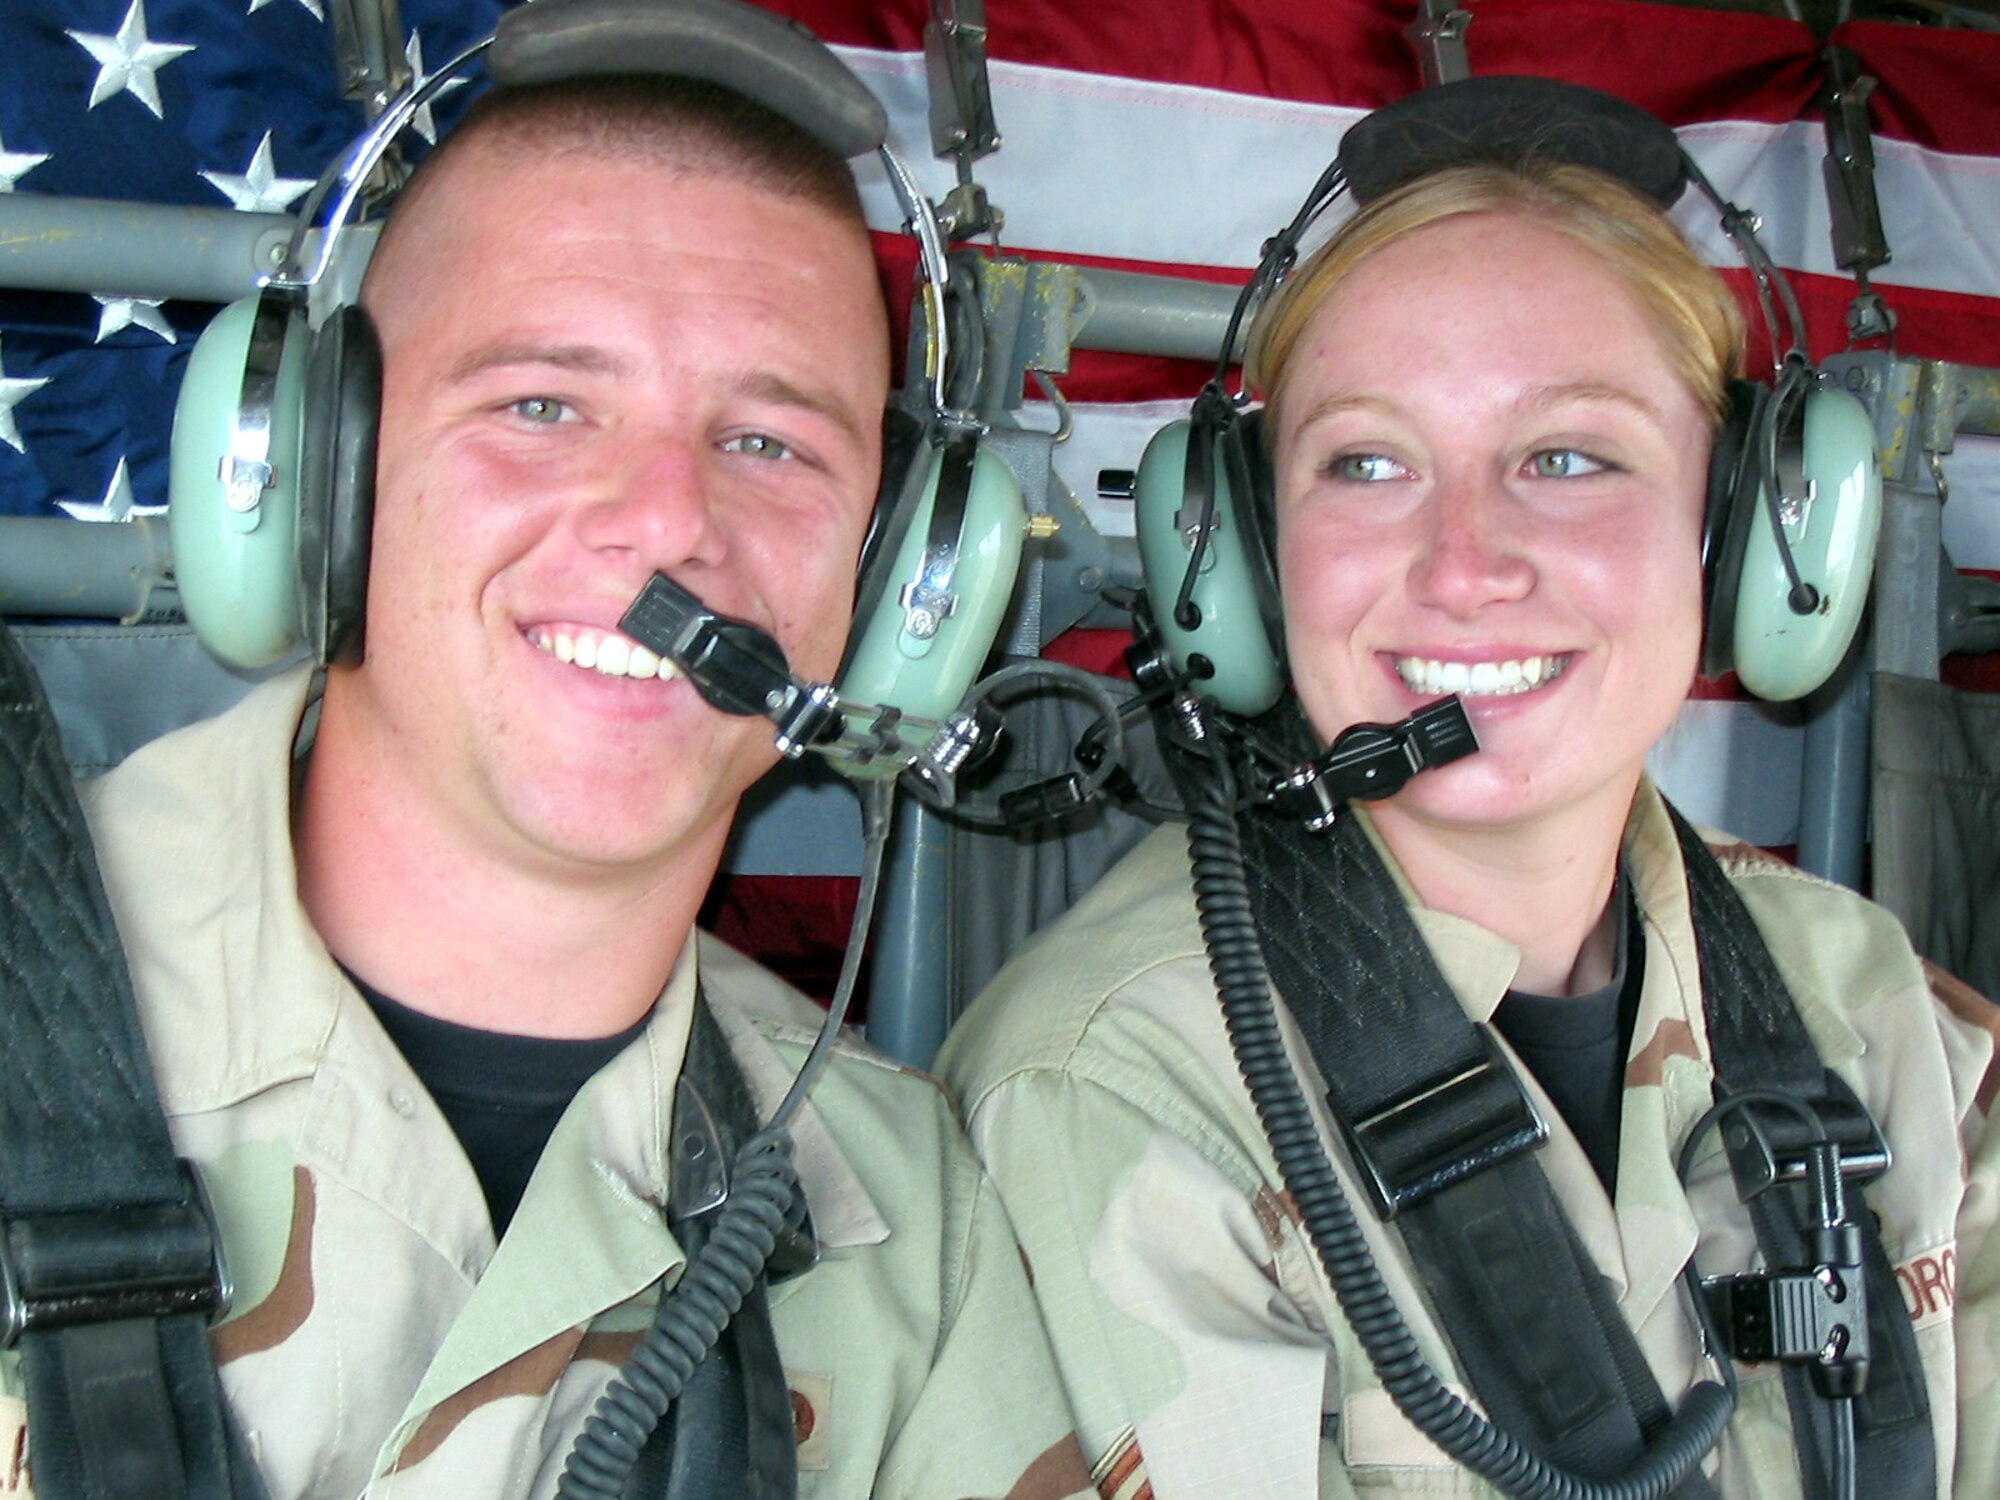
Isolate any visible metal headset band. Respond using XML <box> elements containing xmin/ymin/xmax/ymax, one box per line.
<box><xmin>1132</xmin><ymin>75</ymin><xmax>1882</xmax><ymax>716</ymax></box>
<box><xmin>168</xmin><ymin>0</ymin><xmax>1026</xmax><ymax>766</ymax></box>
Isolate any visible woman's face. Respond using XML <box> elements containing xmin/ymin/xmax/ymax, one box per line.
<box><xmin>1271</xmin><ymin>210</ymin><xmax>1711</xmax><ymax>844</ymax></box>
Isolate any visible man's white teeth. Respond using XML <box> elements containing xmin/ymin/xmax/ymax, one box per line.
<box><xmin>529</xmin><ymin>628</ymin><xmax>680</xmax><ymax>681</ymax></box>
<box><xmin>1395</xmin><ymin>655</ymin><xmax>1568</xmax><ymax>697</ymax></box>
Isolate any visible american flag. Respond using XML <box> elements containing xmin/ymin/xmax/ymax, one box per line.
<box><xmin>3</xmin><ymin>0</ymin><xmax>1997</xmax><ymax>980</ymax></box>
<box><xmin>0</xmin><ymin>0</ymin><xmax>506</xmax><ymax>526</ymax></box>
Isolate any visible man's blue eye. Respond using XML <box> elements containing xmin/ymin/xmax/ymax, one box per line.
<box><xmin>512</xmin><ymin>397</ymin><xmax>570</xmax><ymax>424</ymax></box>
<box><xmin>1527</xmin><ymin>449</ymin><xmax>1609</xmax><ymax>478</ymax></box>
<box><xmin>723</xmin><ymin>433</ymin><xmax>793</xmax><ymax>461</ymax></box>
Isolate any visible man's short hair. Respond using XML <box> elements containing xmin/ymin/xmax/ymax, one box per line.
<box><xmin>367</xmin><ymin>73</ymin><xmax>868</xmax><ymax>289</ymax></box>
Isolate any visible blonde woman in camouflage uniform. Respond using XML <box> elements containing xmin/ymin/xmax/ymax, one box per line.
<box><xmin>940</xmin><ymin>151</ymin><xmax>2000</xmax><ymax>1498</ymax></box>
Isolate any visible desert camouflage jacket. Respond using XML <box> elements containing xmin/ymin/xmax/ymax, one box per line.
<box><xmin>0</xmin><ymin>668</ymin><xmax>1090</xmax><ymax>1500</ymax></box>
<box><xmin>940</xmin><ymin>791</ymin><xmax>2000</xmax><ymax>1499</ymax></box>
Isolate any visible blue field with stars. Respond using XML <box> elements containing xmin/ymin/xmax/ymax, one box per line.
<box><xmin>0</xmin><ymin>0</ymin><xmax>509</xmax><ymax>527</ymax></box>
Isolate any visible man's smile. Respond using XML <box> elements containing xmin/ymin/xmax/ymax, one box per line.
<box><xmin>526</xmin><ymin>624</ymin><xmax>682</xmax><ymax>681</ymax></box>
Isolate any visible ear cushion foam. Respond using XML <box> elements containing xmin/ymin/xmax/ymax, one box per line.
<box><xmin>1225</xmin><ymin>408</ymin><xmax>1287</xmax><ymax>679</ymax></box>
<box><xmin>843</xmin><ymin>406</ymin><xmax>929</xmax><ymax>671</ymax></box>
<box><xmin>1700</xmin><ymin>379</ymin><xmax>1765</xmax><ymax>682</ymax></box>
<box><xmin>298</xmin><ymin>305</ymin><xmax>381</xmax><ymax>666</ymax></box>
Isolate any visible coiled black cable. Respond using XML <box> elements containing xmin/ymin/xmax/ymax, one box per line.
<box><xmin>1184</xmin><ymin>725</ymin><xmax>1737</xmax><ymax>1500</ymax></box>
<box><xmin>556</xmin><ymin>780</ymin><xmax>896</xmax><ymax>1500</ymax></box>
<box><xmin>557</xmin><ymin>1131</ymin><xmax>802</xmax><ymax>1499</ymax></box>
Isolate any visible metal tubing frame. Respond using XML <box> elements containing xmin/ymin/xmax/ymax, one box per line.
<box><xmin>0</xmin><ymin>195</ymin><xmax>295</xmax><ymax>304</ymax></box>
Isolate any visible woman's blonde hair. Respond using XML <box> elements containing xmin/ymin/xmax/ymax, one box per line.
<box><xmin>1244</xmin><ymin>160</ymin><xmax>1745</xmax><ymax>430</ymax></box>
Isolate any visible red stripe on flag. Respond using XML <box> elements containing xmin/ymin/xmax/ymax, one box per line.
<box><xmin>1463</xmin><ymin>0</ymin><xmax>1822</xmax><ymax>126</ymax></box>
<box><xmin>980</xmin><ymin>0</ymin><xmax>1419</xmax><ymax>109</ymax></box>
<box><xmin>703</xmin><ymin>873</ymin><xmax>863</xmax><ymax>1007</ymax></box>
<box><xmin>1831</xmin><ymin>20</ymin><xmax>2000</xmax><ymax>155</ymax></box>
<box><xmin>1724</xmin><ymin>269</ymin><xmax>2000</xmax><ymax>374</ymax></box>
<box><xmin>764</xmin><ymin>0</ymin><xmax>927</xmax><ymax>51</ymax></box>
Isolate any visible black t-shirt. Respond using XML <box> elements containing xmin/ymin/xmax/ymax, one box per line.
<box><xmin>1489</xmin><ymin>883</ymin><xmax>1644</xmax><ymax>1195</ymax></box>
<box><xmin>352</xmin><ymin>975</ymin><xmax>649</xmax><ymax>1236</ymax></box>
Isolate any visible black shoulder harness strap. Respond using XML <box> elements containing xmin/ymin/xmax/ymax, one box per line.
<box><xmin>1232</xmin><ymin>796</ymin><xmax>1716</xmax><ymax>1495</ymax></box>
<box><xmin>1663</xmin><ymin>804</ymin><xmax>1934</xmax><ymax>1500</ymax></box>
<box><xmin>631</xmin><ymin>988</ymin><xmax>801</xmax><ymax>1500</ymax></box>
<box><xmin>1232</xmin><ymin>788</ymin><xmax>1932</xmax><ymax>1498</ymax></box>
<box><xmin>0</xmin><ymin>620</ymin><xmax>265</xmax><ymax>1500</ymax></box>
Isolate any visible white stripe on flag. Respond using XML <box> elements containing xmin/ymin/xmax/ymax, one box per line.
<box><xmin>842</xmin><ymin>46</ymin><xmax>2000</xmax><ymax>309</ymax></box>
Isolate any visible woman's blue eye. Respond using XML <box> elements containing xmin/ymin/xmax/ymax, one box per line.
<box><xmin>1527</xmin><ymin>449</ymin><xmax>1609</xmax><ymax>478</ymax></box>
<box><xmin>1328</xmin><ymin>453</ymin><xmax>1404</xmax><ymax>482</ymax></box>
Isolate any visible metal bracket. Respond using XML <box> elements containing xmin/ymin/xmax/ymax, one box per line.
<box><xmin>1819</xmin><ymin>45</ymin><xmax>1891</xmax><ymax>279</ymax></box>
<box><xmin>330</xmin><ymin>0</ymin><xmax>414</xmax><ymax>124</ymax></box>
<box><xmin>1405</xmin><ymin>0</ymin><xmax>1472</xmax><ymax>89</ymax></box>
<box><xmin>925</xmin><ymin>0</ymin><xmax>1002</xmax><ymax>163</ymax></box>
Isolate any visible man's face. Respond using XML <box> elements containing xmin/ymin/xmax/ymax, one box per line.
<box><xmin>341</xmin><ymin>144</ymin><xmax>889</xmax><ymax>879</ymax></box>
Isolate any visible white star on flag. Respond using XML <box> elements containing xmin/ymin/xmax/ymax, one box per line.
<box><xmin>57</xmin><ymin>457</ymin><xmax>165</xmax><ymax>523</ymax></box>
<box><xmin>201</xmin><ymin>131</ymin><xmax>316</xmax><ymax>214</ymax></box>
<box><xmin>405</xmin><ymin>30</ymin><xmax>470</xmax><ymax>145</ymax></box>
<box><xmin>68</xmin><ymin>0</ymin><xmax>197</xmax><ymax>121</ymax></box>
<box><xmin>0</xmin><ymin>337</ymin><xmax>52</xmax><ymax>456</ymax></box>
<box><xmin>247</xmin><ymin>0</ymin><xmax>325</xmax><ymax>19</ymax></box>
<box><xmin>93</xmin><ymin>296</ymin><xmax>178</xmax><ymax>345</ymax></box>
<box><xmin>0</xmin><ymin>133</ymin><xmax>51</xmax><ymax>194</ymax></box>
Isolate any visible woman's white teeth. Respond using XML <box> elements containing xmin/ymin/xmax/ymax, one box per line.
<box><xmin>1395</xmin><ymin>655</ymin><xmax>1567</xmax><ymax>697</ymax></box>
<box><xmin>530</xmin><ymin>628</ymin><xmax>679</xmax><ymax>681</ymax></box>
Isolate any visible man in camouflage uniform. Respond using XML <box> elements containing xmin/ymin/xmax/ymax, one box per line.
<box><xmin>941</xmin><ymin>796</ymin><xmax>2000</xmax><ymax>1498</ymax></box>
<box><xmin>0</xmin><ymin>56</ymin><xmax>1090</xmax><ymax>1500</ymax></box>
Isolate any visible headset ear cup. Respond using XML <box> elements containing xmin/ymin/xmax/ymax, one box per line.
<box><xmin>1730</xmin><ymin>384</ymin><xmax>1881</xmax><ymax>701</ymax></box>
<box><xmin>298</xmin><ymin>305</ymin><xmax>381</xmax><ymax>667</ymax></box>
<box><xmin>835</xmin><ymin>429</ymin><xmax>1027</xmax><ymax>778</ymax></box>
<box><xmin>1133</xmin><ymin>406</ymin><xmax>1286</xmax><ymax>717</ymax></box>
<box><xmin>1699</xmin><ymin>380</ymin><xmax>1764</xmax><ymax>683</ymax></box>
<box><xmin>167</xmin><ymin>292</ymin><xmax>311</xmax><ymax>669</ymax></box>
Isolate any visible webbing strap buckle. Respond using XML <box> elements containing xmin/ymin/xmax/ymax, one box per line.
<box><xmin>1337</xmin><ymin>1031</ymin><xmax>1549</xmax><ymax>1219</ymax></box>
<box><xmin>0</xmin><ymin>1162</ymin><xmax>232</xmax><ymax>1348</ymax></box>
<box><xmin>1719</xmin><ymin>1073</ymin><xmax>1891</xmax><ymax>1199</ymax></box>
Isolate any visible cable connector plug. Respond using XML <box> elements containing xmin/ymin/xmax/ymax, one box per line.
<box><xmin>1263</xmin><ymin>697</ymin><xmax>1478</xmax><ymax>830</ymax></box>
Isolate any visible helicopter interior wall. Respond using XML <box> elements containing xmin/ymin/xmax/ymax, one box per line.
<box><xmin>2</xmin><ymin>0</ymin><xmax>1999</xmax><ymax>1026</ymax></box>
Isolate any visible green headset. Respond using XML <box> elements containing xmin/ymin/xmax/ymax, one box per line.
<box><xmin>1135</xmin><ymin>76</ymin><xmax>1881</xmax><ymax>716</ymax></box>
<box><xmin>167</xmin><ymin>0</ymin><xmax>1026</xmax><ymax>767</ymax></box>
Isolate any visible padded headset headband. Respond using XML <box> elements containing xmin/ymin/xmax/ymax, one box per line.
<box><xmin>490</xmin><ymin>0</ymin><xmax>886</xmax><ymax>155</ymax></box>
<box><xmin>265</xmin><ymin>0</ymin><xmax>955</xmax><ymax>397</ymax></box>
<box><xmin>1337</xmin><ymin>76</ymin><xmax>1687</xmax><ymax>209</ymax></box>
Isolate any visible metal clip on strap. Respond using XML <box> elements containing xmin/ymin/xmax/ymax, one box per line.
<box><xmin>1718</xmin><ymin>1073</ymin><xmax>1890</xmax><ymax>1199</ymax></box>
